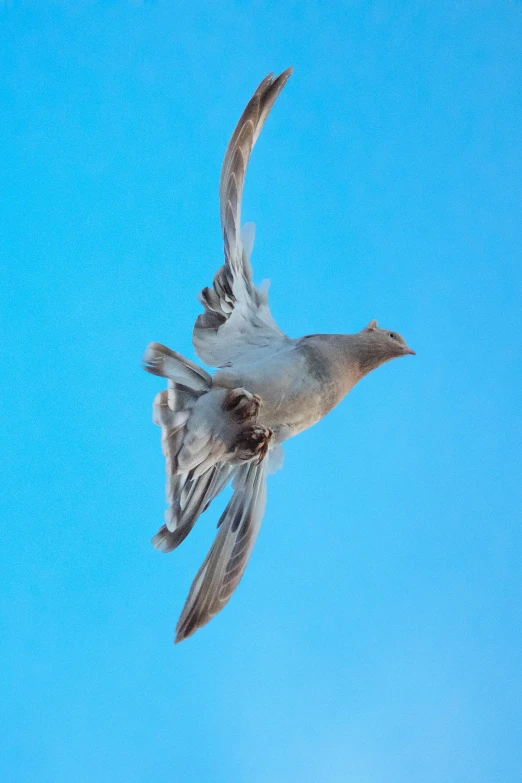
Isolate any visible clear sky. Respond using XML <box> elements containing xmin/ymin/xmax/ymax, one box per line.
<box><xmin>1</xmin><ymin>1</ymin><xmax>521</xmax><ymax>781</ymax></box>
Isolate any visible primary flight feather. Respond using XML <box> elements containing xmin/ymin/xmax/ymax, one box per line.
<box><xmin>143</xmin><ymin>68</ymin><xmax>415</xmax><ymax>643</ymax></box>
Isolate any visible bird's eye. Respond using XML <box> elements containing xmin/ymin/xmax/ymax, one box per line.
<box><xmin>389</xmin><ymin>332</ymin><xmax>396</xmax><ymax>340</ymax></box>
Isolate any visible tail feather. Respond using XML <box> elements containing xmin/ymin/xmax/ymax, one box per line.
<box><xmin>143</xmin><ymin>342</ymin><xmax>211</xmax><ymax>391</ymax></box>
<box><xmin>151</xmin><ymin>463</ymin><xmax>234</xmax><ymax>553</ymax></box>
<box><xmin>143</xmin><ymin>342</ymin><xmax>238</xmax><ymax>553</ymax></box>
<box><xmin>153</xmin><ymin>392</ymin><xmax>190</xmax><ymax>430</ymax></box>
<box><xmin>144</xmin><ymin>342</ymin><xmax>270</xmax><ymax>602</ymax></box>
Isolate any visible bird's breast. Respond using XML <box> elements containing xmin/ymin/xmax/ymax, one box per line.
<box><xmin>217</xmin><ymin>342</ymin><xmax>352</xmax><ymax>442</ymax></box>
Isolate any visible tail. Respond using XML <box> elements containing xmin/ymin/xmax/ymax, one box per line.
<box><xmin>143</xmin><ymin>343</ymin><xmax>233</xmax><ymax>552</ymax></box>
<box><xmin>151</xmin><ymin>461</ymin><xmax>234</xmax><ymax>553</ymax></box>
<box><xmin>143</xmin><ymin>342</ymin><xmax>279</xmax><ymax>642</ymax></box>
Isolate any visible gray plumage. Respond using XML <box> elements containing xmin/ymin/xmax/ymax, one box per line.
<box><xmin>143</xmin><ymin>69</ymin><xmax>415</xmax><ymax>643</ymax></box>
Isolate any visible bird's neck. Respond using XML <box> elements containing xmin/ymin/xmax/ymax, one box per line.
<box><xmin>298</xmin><ymin>333</ymin><xmax>390</xmax><ymax>404</ymax></box>
<box><xmin>337</xmin><ymin>333</ymin><xmax>390</xmax><ymax>380</ymax></box>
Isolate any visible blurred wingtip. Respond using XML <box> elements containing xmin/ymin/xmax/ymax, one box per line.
<box><xmin>174</xmin><ymin>625</ymin><xmax>194</xmax><ymax>644</ymax></box>
<box><xmin>275</xmin><ymin>66</ymin><xmax>293</xmax><ymax>88</ymax></box>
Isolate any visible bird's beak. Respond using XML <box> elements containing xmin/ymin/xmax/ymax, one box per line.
<box><xmin>403</xmin><ymin>346</ymin><xmax>416</xmax><ymax>356</ymax></box>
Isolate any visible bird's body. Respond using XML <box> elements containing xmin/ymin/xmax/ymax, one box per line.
<box><xmin>212</xmin><ymin>335</ymin><xmax>366</xmax><ymax>442</ymax></box>
<box><xmin>143</xmin><ymin>69</ymin><xmax>414</xmax><ymax>642</ymax></box>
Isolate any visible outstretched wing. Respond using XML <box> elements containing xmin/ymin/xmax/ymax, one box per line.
<box><xmin>192</xmin><ymin>68</ymin><xmax>293</xmax><ymax>368</ymax></box>
<box><xmin>175</xmin><ymin>458</ymin><xmax>268</xmax><ymax>643</ymax></box>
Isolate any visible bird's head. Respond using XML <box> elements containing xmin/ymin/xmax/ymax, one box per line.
<box><xmin>356</xmin><ymin>319</ymin><xmax>415</xmax><ymax>375</ymax></box>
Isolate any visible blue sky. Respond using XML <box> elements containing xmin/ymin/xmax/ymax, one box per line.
<box><xmin>1</xmin><ymin>1</ymin><xmax>521</xmax><ymax>781</ymax></box>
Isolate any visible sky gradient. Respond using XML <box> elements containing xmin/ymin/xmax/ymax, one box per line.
<box><xmin>1</xmin><ymin>1</ymin><xmax>521</xmax><ymax>781</ymax></box>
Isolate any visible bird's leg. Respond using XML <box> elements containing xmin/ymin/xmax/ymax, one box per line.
<box><xmin>223</xmin><ymin>388</ymin><xmax>262</xmax><ymax>423</ymax></box>
<box><xmin>223</xmin><ymin>388</ymin><xmax>271</xmax><ymax>463</ymax></box>
<box><xmin>232</xmin><ymin>425</ymin><xmax>273</xmax><ymax>464</ymax></box>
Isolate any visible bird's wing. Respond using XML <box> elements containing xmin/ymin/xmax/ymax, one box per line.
<box><xmin>175</xmin><ymin>458</ymin><xmax>268</xmax><ymax>642</ymax></box>
<box><xmin>192</xmin><ymin>69</ymin><xmax>293</xmax><ymax>368</ymax></box>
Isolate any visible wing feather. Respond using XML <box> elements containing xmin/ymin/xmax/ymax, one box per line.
<box><xmin>175</xmin><ymin>459</ymin><xmax>268</xmax><ymax>642</ymax></box>
<box><xmin>193</xmin><ymin>69</ymin><xmax>293</xmax><ymax>368</ymax></box>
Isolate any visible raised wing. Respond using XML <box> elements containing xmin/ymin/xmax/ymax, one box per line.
<box><xmin>192</xmin><ymin>69</ymin><xmax>293</xmax><ymax>368</ymax></box>
<box><xmin>175</xmin><ymin>458</ymin><xmax>268</xmax><ymax>643</ymax></box>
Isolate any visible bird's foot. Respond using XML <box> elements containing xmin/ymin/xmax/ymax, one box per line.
<box><xmin>233</xmin><ymin>425</ymin><xmax>273</xmax><ymax>464</ymax></box>
<box><xmin>223</xmin><ymin>388</ymin><xmax>262</xmax><ymax>423</ymax></box>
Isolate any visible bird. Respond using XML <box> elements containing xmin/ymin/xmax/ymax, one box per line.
<box><xmin>143</xmin><ymin>68</ymin><xmax>415</xmax><ymax>643</ymax></box>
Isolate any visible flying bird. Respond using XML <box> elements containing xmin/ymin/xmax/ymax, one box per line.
<box><xmin>143</xmin><ymin>68</ymin><xmax>415</xmax><ymax>643</ymax></box>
